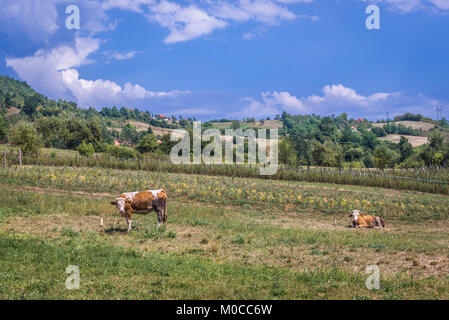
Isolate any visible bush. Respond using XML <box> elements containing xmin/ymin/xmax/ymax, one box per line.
<box><xmin>77</xmin><ymin>142</ymin><xmax>95</xmax><ymax>157</ymax></box>
<box><xmin>106</xmin><ymin>145</ymin><xmax>138</xmax><ymax>159</ymax></box>
<box><xmin>372</xmin><ymin>127</ymin><xmax>387</xmax><ymax>137</ymax></box>
<box><xmin>7</xmin><ymin>121</ymin><xmax>42</xmax><ymax>155</ymax></box>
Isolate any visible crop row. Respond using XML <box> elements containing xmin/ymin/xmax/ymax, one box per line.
<box><xmin>1</xmin><ymin>165</ymin><xmax>448</xmax><ymax>221</ymax></box>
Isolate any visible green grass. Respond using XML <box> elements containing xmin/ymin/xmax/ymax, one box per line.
<box><xmin>1</xmin><ymin>186</ymin><xmax>449</xmax><ymax>299</ymax></box>
<box><xmin>1</xmin><ymin>232</ymin><xmax>448</xmax><ymax>300</ymax></box>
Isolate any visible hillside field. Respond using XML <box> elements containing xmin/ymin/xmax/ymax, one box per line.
<box><xmin>380</xmin><ymin>134</ymin><xmax>429</xmax><ymax>147</ymax></box>
<box><xmin>0</xmin><ymin>165</ymin><xmax>448</xmax><ymax>299</ymax></box>
<box><xmin>372</xmin><ymin>121</ymin><xmax>436</xmax><ymax>131</ymax></box>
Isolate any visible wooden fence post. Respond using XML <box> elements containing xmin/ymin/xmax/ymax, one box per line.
<box><xmin>19</xmin><ymin>148</ymin><xmax>22</xmax><ymax>166</ymax></box>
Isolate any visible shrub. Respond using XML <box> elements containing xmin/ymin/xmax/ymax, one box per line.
<box><xmin>77</xmin><ymin>142</ymin><xmax>95</xmax><ymax>157</ymax></box>
<box><xmin>106</xmin><ymin>145</ymin><xmax>138</xmax><ymax>159</ymax></box>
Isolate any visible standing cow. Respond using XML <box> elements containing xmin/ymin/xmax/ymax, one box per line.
<box><xmin>111</xmin><ymin>189</ymin><xmax>167</xmax><ymax>232</ymax></box>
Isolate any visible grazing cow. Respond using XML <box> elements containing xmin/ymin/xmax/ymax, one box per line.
<box><xmin>111</xmin><ymin>189</ymin><xmax>167</xmax><ymax>232</ymax></box>
<box><xmin>349</xmin><ymin>210</ymin><xmax>386</xmax><ymax>229</ymax></box>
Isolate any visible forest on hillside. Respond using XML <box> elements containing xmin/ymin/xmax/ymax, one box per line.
<box><xmin>1</xmin><ymin>75</ymin><xmax>449</xmax><ymax>168</ymax></box>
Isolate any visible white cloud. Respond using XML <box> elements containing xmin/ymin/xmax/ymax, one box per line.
<box><xmin>236</xmin><ymin>84</ymin><xmax>440</xmax><ymax>119</ymax></box>
<box><xmin>6</xmin><ymin>37</ymin><xmax>101</xmax><ymax>97</ymax></box>
<box><xmin>6</xmin><ymin>37</ymin><xmax>189</xmax><ymax>107</ymax></box>
<box><xmin>0</xmin><ymin>0</ymin><xmax>59</xmax><ymax>42</ymax></box>
<box><xmin>146</xmin><ymin>1</ymin><xmax>228</xmax><ymax>43</ymax></box>
<box><xmin>0</xmin><ymin>0</ymin><xmax>116</xmax><ymax>43</ymax></box>
<box><xmin>428</xmin><ymin>0</ymin><xmax>449</xmax><ymax>10</ymax></box>
<box><xmin>211</xmin><ymin>0</ymin><xmax>297</xmax><ymax>25</ymax></box>
<box><xmin>103</xmin><ymin>50</ymin><xmax>141</xmax><ymax>61</ymax></box>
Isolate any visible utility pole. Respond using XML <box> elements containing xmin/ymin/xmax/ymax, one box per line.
<box><xmin>387</xmin><ymin>112</ymin><xmax>389</xmax><ymax>123</ymax></box>
<box><xmin>436</xmin><ymin>107</ymin><xmax>442</xmax><ymax>121</ymax></box>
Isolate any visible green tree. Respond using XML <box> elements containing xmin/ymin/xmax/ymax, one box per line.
<box><xmin>121</xmin><ymin>123</ymin><xmax>139</xmax><ymax>144</ymax></box>
<box><xmin>372</xmin><ymin>126</ymin><xmax>387</xmax><ymax>137</ymax></box>
<box><xmin>398</xmin><ymin>136</ymin><xmax>413</xmax><ymax>162</ymax></box>
<box><xmin>22</xmin><ymin>94</ymin><xmax>43</xmax><ymax>116</ymax></box>
<box><xmin>0</xmin><ymin>113</ymin><xmax>7</xmax><ymax>141</ymax></box>
<box><xmin>77</xmin><ymin>142</ymin><xmax>95</xmax><ymax>156</ymax></box>
<box><xmin>136</xmin><ymin>134</ymin><xmax>159</xmax><ymax>153</ymax></box>
<box><xmin>429</xmin><ymin>130</ymin><xmax>444</xmax><ymax>150</ymax></box>
<box><xmin>279</xmin><ymin>138</ymin><xmax>297</xmax><ymax>166</ymax></box>
<box><xmin>36</xmin><ymin>117</ymin><xmax>63</xmax><ymax>148</ymax></box>
<box><xmin>373</xmin><ymin>145</ymin><xmax>394</xmax><ymax>169</ymax></box>
<box><xmin>159</xmin><ymin>134</ymin><xmax>177</xmax><ymax>154</ymax></box>
<box><xmin>7</xmin><ymin>121</ymin><xmax>42</xmax><ymax>155</ymax></box>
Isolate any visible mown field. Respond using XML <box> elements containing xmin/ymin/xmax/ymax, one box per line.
<box><xmin>0</xmin><ymin>165</ymin><xmax>449</xmax><ymax>299</ymax></box>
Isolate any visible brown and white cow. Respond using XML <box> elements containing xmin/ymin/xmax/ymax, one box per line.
<box><xmin>349</xmin><ymin>210</ymin><xmax>386</xmax><ymax>229</ymax></box>
<box><xmin>111</xmin><ymin>189</ymin><xmax>167</xmax><ymax>232</ymax></box>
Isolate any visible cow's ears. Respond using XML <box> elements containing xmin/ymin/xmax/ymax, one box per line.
<box><xmin>348</xmin><ymin>214</ymin><xmax>353</xmax><ymax>217</ymax></box>
<box><xmin>110</xmin><ymin>201</ymin><xmax>117</xmax><ymax>205</ymax></box>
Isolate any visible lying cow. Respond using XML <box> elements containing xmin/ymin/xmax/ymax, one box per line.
<box><xmin>111</xmin><ymin>189</ymin><xmax>167</xmax><ymax>232</ymax></box>
<box><xmin>349</xmin><ymin>210</ymin><xmax>386</xmax><ymax>229</ymax></box>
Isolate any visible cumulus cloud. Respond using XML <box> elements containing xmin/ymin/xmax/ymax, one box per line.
<box><xmin>0</xmin><ymin>0</ymin><xmax>59</xmax><ymax>42</ymax></box>
<box><xmin>6</xmin><ymin>37</ymin><xmax>189</xmax><ymax>107</ymax></box>
<box><xmin>100</xmin><ymin>0</ymin><xmax>317</xmax><ymax>43</ymax></box>
<box><xmin>146</xmin><ymin>1</ymin><xmax>228</xmax><ymax>43</ymax></box>
<box><xmin>236</xmin><ymin>84</ymin><xmax>441</xmax><ymax>119</ymax></box>
<box><xmin>0</xmin><ymin>0</ymin><xmax>116</xmax><ymax>43</ymax></box>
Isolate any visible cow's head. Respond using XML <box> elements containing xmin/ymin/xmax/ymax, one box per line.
<box><xmin>111</xmin><ymin>198</ymin><xmax>126</xmax><ymax>214</ymax></box>
<box><xmin>349</xmin><ymin>210</ymin><xmax>361</xmax><ymax>225</ymax></box>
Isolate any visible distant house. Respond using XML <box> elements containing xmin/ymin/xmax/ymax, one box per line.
<box><xmin>356</xmin><ymin>118</ymin><xmax>365</xmax><ymax>122</ymax></box>
<box><xmin>114</xmin><ymin>140</ymin><xmax>121</xmax><ymax>146</ymax></box>
<box><xmin>350</xmin><ymin>126</ymin><xmax>357</xmax><ymax>132</ymax></box>
<box><xmin>156</xmin><ymin>114</ymin><xmax>169</xmax><ymax>121</ymax></box>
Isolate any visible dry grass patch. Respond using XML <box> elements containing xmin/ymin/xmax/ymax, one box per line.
<box><xmin>380</xmin><ymin>134</ymin><xmax>428</xmax><ymax>147</ymax></box>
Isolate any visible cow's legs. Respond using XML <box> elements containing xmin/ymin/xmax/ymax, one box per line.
<box><xmin>163</xmin><ymin>200</ymin><xmax>168</xmax><ymax>227</ymax></box>
<box><xmin>126</xmin><ymin>217</ymin><xmax>132</xmax><ymax>232</ymax></box>
<box><xmin>156</xmin><ymin>208</ymin><xmax>163</xmax><ymax>229</ymax></box>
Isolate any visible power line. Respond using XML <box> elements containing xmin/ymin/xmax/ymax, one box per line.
<box><xmin>436</xmin><ymin>107</ymin><xmax>443</xmax><ymax>121</ymax></box>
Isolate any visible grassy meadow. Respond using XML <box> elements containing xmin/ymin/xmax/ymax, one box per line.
<box><xmin>0</xmin><ymin>165</ymin><xmax>449</xmax><ymax>299</ymax></box>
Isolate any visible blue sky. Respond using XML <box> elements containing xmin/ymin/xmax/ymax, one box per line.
<box><xmin>0</xmin><ymin>0</ymin><xmax>448</xmax><ymax>120</ymax></box>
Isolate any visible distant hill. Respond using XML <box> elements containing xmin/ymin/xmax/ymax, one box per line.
<box><xmin>0</xmin><ymin>75</ymin><xmax>36</xmax><ymax>109</ymax></box>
